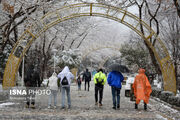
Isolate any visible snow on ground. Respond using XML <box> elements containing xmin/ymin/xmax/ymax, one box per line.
<box><xmin>176</xmin><ymin>90</ymin><xmax>180</xmax><ymax>97</ymax></box>
<box><xmin>0</xmin><ymin>82</ymin><xmax>179</xmax><ymax>120</ymax></box>
<box><xmin>0</xmin><ymin>84</ymin><xmax>2</xmax><ymax>90</ymax></box>
<box><xmin>149</xmin><ymin>97</ymin><xmax>180</xmax><ymax>120</ymax></box>
<box><xmin>155</xmin><ymin>114</ymin><xmax>168</xmax><ymax>120</ymax></box>
<box><xmin>161</xmin><ymin>103</ymin><xmax>179</xmax><ymax>113</ymax></box>
<box><xmin>0</xmin><ymin>102</ymin><xmax>15</xmax><ymax>108</ymax></box>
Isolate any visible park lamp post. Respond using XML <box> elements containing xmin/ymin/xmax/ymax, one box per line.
<box><xmin>90</xmin><ymin>59</ymin><xmax>93</xmax><ymax>77</ymax></box>
<box><xmin>52</xmin><ymin>49</ymin><xmax>58</xmax><ymax>73</ymax></box>
<box><xmin>21</xmin><ymin>53</ymin><xmax>27</xmax><ymax>87</ymax></box>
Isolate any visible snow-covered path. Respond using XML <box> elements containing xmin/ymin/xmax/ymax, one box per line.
<box><xmin>0</xmin><ymin>82</ymin><xmax>180</xmax><ymax>120</ymax></box>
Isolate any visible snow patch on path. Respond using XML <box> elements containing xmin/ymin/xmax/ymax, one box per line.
<box><xmin>155</xmin><ymin>114</ymin><xmax>168</xmax><ymax>120</ymax></box>
<box><xmin>0</xmin><ymin>102</ymin><xmax>15</xmax><ymax>108</ymax></box>
<box><xmin>0</xmin><ymin>84</ymin><xmax>2</xmax><ymax>90</ymax></box>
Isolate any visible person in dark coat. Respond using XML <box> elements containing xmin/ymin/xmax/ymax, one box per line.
<box><xmin>24</xmin><ymin>64</ymin><xmax>40</xmax><ymax>109</ymax></box>
<box><xmin>32</xmin><ymin>68</ymin><xmax>41</xmax><ymax>87</ymax></box>
<box><xmin>83</xmin><ymin>68</ymin><xmax>91</xmax><ymax>91</ymax></box>
<box><xmin>107</xmin><ymin>71</ymin><xmax>124</xmax><ymax>110</ymax></box>
<box><xmin>24</xmin><ymin>65</ymin><xmax>34</xmax><ymax>87</ymax></box>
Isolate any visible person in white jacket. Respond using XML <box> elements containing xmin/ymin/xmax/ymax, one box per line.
<box><xmin>58</xmin><ymin>66</ymin><xmax>74</xmax><ymax>109</ymax></box>
<box><xmin>47</xmin><ymin>72</ymin><xmax>59</xmax><ymax>109</ymax></box>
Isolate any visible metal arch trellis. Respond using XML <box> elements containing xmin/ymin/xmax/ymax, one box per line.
<box><xmin>100</xmin><ymin>54</ymin><xmax>121</xmax><ymax>68</ymax></box>
<box><xmin>3</xmin><ymin>3</ymin><xmax>176</xmax><ymax>94</ymax></box>
<box><xmin>82</xmin><ymin>45</ymin><xmax>121</xmax><ymax>60</ymax></box>
<box><xmin>81</xmin><ymin>45</ymin><xmax>121</xmax><ymax>68</ymax></box>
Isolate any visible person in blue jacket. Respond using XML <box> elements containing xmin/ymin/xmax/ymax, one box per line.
<box><xmin>107</xmin><ymin>71</ymin><xmax>124</xmax><ymax>110</ymax></box>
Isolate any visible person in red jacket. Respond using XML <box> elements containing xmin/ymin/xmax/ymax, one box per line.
<box><xmin>132</xmin><ymin>68</ymin><xmax>152</xmax><ymax>110</ymax></box>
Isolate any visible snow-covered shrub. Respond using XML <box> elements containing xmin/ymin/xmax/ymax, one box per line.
<box><xmin>151</xmin><ymin>88</ymin><xmax>162</xmax><ymax>98</ymax></box>
<box><xmin>167</xmin><ymin>96</ymin><xmax>179</xmax><ymax>106</ymax></box>
<box><xmin>0</xmin><ymin>91</ymin><xmax>9</xmax><ymax>101</ymax></box>
<box><xmin>57</xmin><ymin>49</ymin><xmax>82</xmax><ymax>69</ymax></box>
<box><xmin>177</xmin><ymin>97</ymin><xmax>180</xmax><ymax>107</ymax></box>
<box><xmin>160</xmin><ymin>91</ymin><xmax>174</xmax><ymax>102</ymax></box>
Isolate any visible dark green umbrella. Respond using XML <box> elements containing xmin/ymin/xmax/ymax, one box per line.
<box><xmin>108</xmin><ymin>63</ymin><xmax>129</xmax><ymax>73</ymax></box>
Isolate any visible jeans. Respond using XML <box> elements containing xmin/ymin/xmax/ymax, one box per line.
<box><xmin>85</xmin><ymin>81</ymin><xmax>90</xmax><ymax>91</ymax></box>
<box><xmin>48</xmin><ymin>89</ymin><xmax>58</xmax><ymax>106</ymax></box>
<box><xmin>61</xmin><ymin>87</ymin><xmax>71</xmax><ymax>108</ymax></box>
<box><xmin>78</xmin><ymin>83</ymin><xmax>81</xmax><ymax>90</ymax></box>
<box><xmin>95</xmin><ymin>84</ymin><xmax>104</xmax><ymax>104</ymax></box>
<box><xmin>111</xmin><ymin>86</ymin><xmax>121</xmax><ymax>108</ymax></box>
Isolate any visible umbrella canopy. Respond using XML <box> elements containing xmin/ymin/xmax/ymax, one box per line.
<box><xmin>108</xmin><ymin>63</ymin><xmax>129</xmax><ymax>73</ymax></box>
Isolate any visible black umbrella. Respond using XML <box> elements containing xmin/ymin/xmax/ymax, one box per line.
<box><xmin>108</xmin><ymin>63</ymin><xmax>129</xmax><ymax>73</ymax></box>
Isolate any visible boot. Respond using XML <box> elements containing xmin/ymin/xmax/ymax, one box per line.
<box><xmin>117</xmin><ymin>104</ymin><xmax>120</xmax><ymax>110</ymax></box>
<box><xmin>25</xmin><ymin>104</ymin><xmax>29</xmax><ymax>108</ymax></box>
<box><xmin>144</xmin><ymin>103</ymin><xmax>147</xmax><ymax>110</ymax></box>
<box><xmin>25</xmin><ymin>102</ymin><xmax>29</xmax><ymax>108</ymax></box>
<box><xmin>99</xmin><ymin>102</ymin><xmax>103</xmax><ymax>106</ymax></box>
<box><xmin>30</xmin><ymin>104</ymin><xmax>35</xmax><ymax>109</ymax></box>
<box><xmin>135</xmin><ymin>103</ymin><xmax>138</xmax><ymax>109</ymax></box>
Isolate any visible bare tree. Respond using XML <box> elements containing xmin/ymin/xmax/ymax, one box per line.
<box><xmin>173</xmin><ymin>0</ymin><xmax>180</xmax><ymax>17</ymax></box>
<box><xmin>160</xmin><ymin>13</ymin><xmax>180</xmax><ymax>88</ymax></box>
<box><xmin>130</xmin><ymin>0</ymin><xmax>162</xmax><ymax>75</ymax></box>
<box><xmin>0</xmin><ymin>1</ymin><xmax>39</xmax><ymax>53</ymax></box>
<box><xmin>145</xmin><ymin>0</ymin><xmax>161</xmax><ymax>44</ymax></box>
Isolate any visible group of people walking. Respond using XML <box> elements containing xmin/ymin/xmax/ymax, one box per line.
<box><xmin>24</xmin><ymin>65</ymin><xmax>152</xmax><ymax>111</ymax></box>
<box><xmin>48</xmin><ymin>66</ymin><xmax>74</xmax><ymax>109</ymax></box>
<box><xmin>24</xmin><ymin>66</ymin><xmax>74</xmax><ymax>109</ymax></box>
<box><xmin>78</xmin><ymin>67</ymin><xmax>151</xmax><ymax>110</ymax></box>
<box><xmin>76</xmin><ymin>68</ymin><xmax>91</xmax><ymax>91</ymax></box>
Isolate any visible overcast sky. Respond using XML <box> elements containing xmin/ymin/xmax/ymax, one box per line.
<box><xmin>78</xmin><ymin>5</ymin><xmax>139</xmax><ymax>61</ymax></box>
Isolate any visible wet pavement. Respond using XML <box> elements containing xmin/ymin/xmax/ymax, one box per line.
<box><xmin>0</xmin><ymin>82</ymin><xmax>180</xmax><ymax>120</ymax></box>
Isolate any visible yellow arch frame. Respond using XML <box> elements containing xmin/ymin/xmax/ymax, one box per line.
<box><xmin>100</xmin><ymin>54</ymin><xmax>121</xmax><ymax>68</ymax></box>
<box><xmin>3</xmin><ymin>3</ymin><xmax>176</xmax><ymax>93</ymax></box>
<box><xmin>82</xmin><ymin>45</ymin><xmax>121</xmax><ymax>60</ymax></box>
<box><xmin>82</xmin><ymin>46</ymin><xmax>121</xmax><ymax>68</ymax></box>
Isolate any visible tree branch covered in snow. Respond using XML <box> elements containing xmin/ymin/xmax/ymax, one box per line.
<box><xmin>54</xmin><ymin>49</ymin><xmax>82</xmax><ymax>69</ymax></box>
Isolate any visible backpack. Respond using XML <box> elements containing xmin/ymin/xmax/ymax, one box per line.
<box><xmin>96</xmin><ymin>78</ymin><xmax>104</xmax><ymax>84</ymax></box>
<box><xmin>84</xmin><ymin>72</ymin><xmax>91</xmax><ymax>81</ymax></box>
<box><xmin>96</xmin><ymin>73</ymin><xmax>104</xmax><ymax>85</ymax></box>
<box><xmin>86</xmin><ymin>72</ymin><xmax>91</xmax><ymax>78</ymax></box>
<box><xmin>61</xmin><ymin>76</ymin><xmax>68</xmax><ymax>85</ymax></box>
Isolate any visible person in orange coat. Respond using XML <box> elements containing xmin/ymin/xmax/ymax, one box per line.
<box><xmin>132</xmin><ymin>68</ymin><xmax>152</xmax><ymax>110</ymax></box>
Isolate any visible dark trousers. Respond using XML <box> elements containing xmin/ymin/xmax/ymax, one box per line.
<box><xmin>95</xmin><ymin>84</ymin><xmax>104</xmax><ymax>104</ymax></box>
<box><xmin>26</xmin><ymin>87</ymin><xmax>36</xmax><ymax>105</ymax></box>
<box><xmin>111</xmin><ymin>86</ymin><xmax>121</xmax><ymax>108</ymax></box>
<box><xmin>85</xmin><ymin>80</ymin><xmax>90</xmax><ymax>91</ymax></box>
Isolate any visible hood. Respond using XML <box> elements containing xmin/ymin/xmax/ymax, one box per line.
<box><xmin>60</xmin><ymin>66</ymin><xmax>70</xmax><ymax>74</ymax></box>
<box><xmin>49</xmin><ymin>72</ymin><xmax>57</xmax><ymax>79</ymax></box>
<box><xmin>52</xmin><ymin>72</ymin><xmax>57</xmax><ymax>76</ymax></box>
<box><xmin>138</xmin><ymin>68</ymin><xmax>145</xmax><ymax>74</ymax></box>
